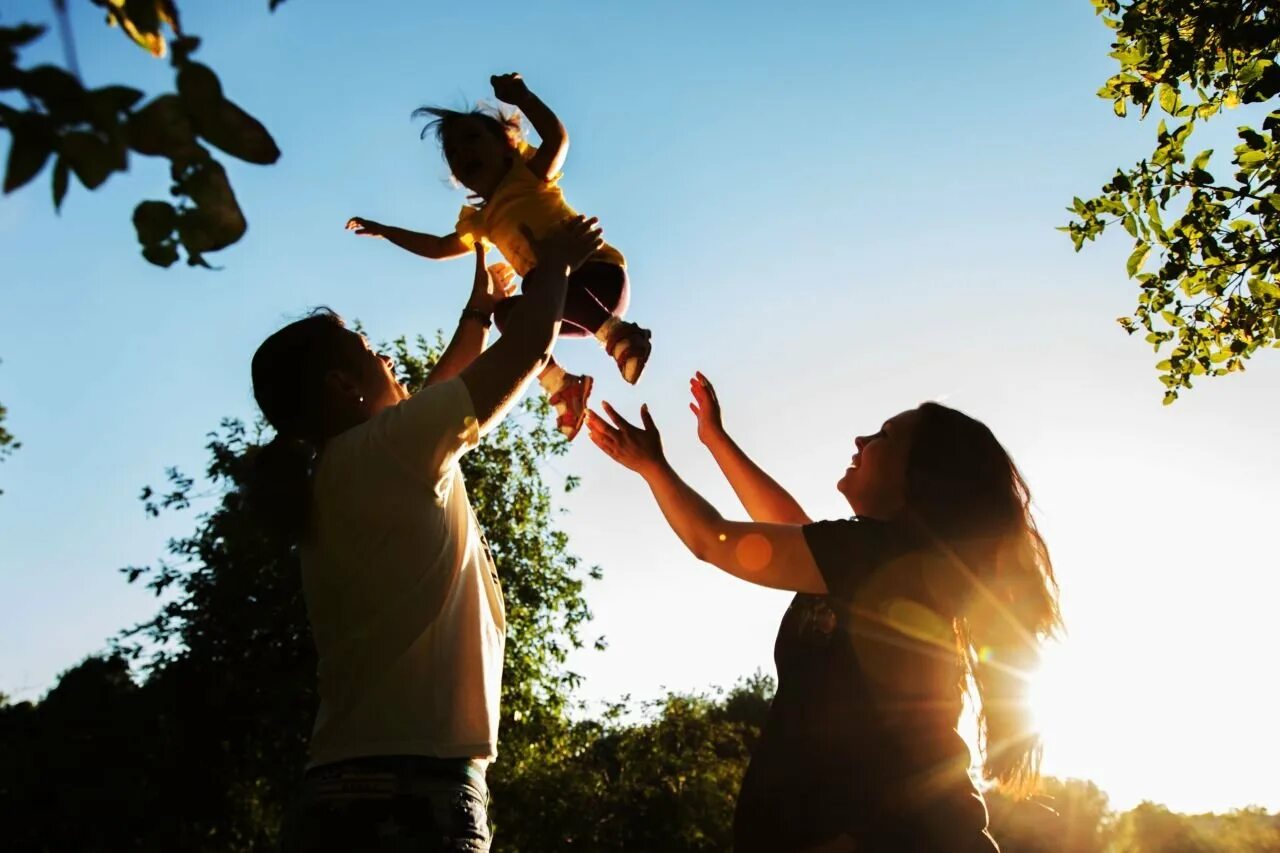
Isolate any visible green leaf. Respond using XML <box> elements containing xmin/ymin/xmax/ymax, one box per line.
<box><xmin>133</xmin><ymin>200</ymin><xmax>178</xmax><ymax>245</ymax></box>
<box><xmin>1238</xmin><ymin>149</ymin><xmax>1267</xmax><ymax>167</ymax></box>
<box><xmin>124</xmin><ymin>0</ymin><xmax>162</xmax><ymax>36</ymax></box>
<box><xmin>51</xmin><ymin>156</ymin><xmax>68</xmax><ymax>211</ymax></box>
<box><xmin>21</xmin><ymin>64</ymin><xmax>85</xmax><ymax>111</ymax></box>
<box><xmin>126</xmin><ymin>95</ymin><xmax>201</xmax><ymax>161</ymax></box>
<box><xmin>0</xmin><ymin>24</ymin><xmax>47</xmax><ymax>50</ymax></box>
<box><xmin>142</xmin><ymin>242</ymin><xmax>180</xmax><ymax>268</ymax></box>
<box><xmin>176</xmin><ymin>63</ymin><xmax>224</xmax><ymax>112</ymax></box>
<box><xmin>61</xmin><ymin>132</ymin><xmax>121</xmax><ymax>190</ymax></box>
<box><xmin>87</xmin><ymin>85</ymin><xmax>145</xmax><ymax>120</ymax></box>
<box><xmin>188</xmin><ymin>99</ymin><xmax>280</xmax><ymax>166</ymax></box>
<box><xmin>175</xmin><ymin>160</ymin><xmax>247</xmax><ymax>251</ymax></box>
<box><xmin>1126</xmin><ymin>243</ymin><xmax>1150</xmax><ymax>277</ymax></box>
<box><xmin>1191</xmin><ymin>149</ymin><xmax>1212</xmax><ymax>171</ymax></box>
<box><xmin>3</xmin><ymin>129</ymin><xmax>54</xmax><ymax>193</ymax></box>
<box><xmin>1158</xmin><ymin>84</ymin><xmax>1179</xmax><ymax>115</ymax></box>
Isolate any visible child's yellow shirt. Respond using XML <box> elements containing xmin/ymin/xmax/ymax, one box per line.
<box><xmin>454</xmin><ymin>148</ymin><xmax>625</xmax><ymax>277</ymax></box>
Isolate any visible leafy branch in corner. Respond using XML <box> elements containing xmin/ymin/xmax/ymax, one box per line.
<box><xmin>1063</xmin><ymin>0</ymin><xmax>1280</xmax><ymax>403</ymax></box>
<box><xmin>0</xmin><ymin>0</ymin><xmax>287</xmax><ymax>268</ymax></box>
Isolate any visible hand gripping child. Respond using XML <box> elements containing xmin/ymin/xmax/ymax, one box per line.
<box><xmin>347</xmin><ymin>73</ymin><xmax>652</xmax><ymax>440</ymax></box>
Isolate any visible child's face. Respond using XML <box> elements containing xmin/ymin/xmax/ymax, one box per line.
<box><xmin>443</xmin><ymin>116</ymin><xmax>511</xmax><ymax>198</ymax></box>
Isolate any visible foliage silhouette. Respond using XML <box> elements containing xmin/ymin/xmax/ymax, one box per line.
<box><xmin>1</xmin><ymin>1</ymin><xmax>282</xmax><ymax>269</ymax></box>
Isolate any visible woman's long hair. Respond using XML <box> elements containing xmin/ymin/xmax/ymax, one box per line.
<box><xmin>905</xmin><ymin>402</ymin><xmax>1061</xmax><ymax>794</ymax></box>
<box><xmin>247</xmin><ymin>308</ymin><xmax>357</xmax><ymax>542</ymax></box>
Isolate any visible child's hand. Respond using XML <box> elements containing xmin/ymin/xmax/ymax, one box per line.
<box><xmin>346</xmin><ymin>217</ymin><xmax>385</xmax><ymax>238</ymax></box>
<box><xmin>466</xmin><ymin>245</ymin><xmax>518</xmax><ymax>314</ymax></box>
<box><xmin>520</xmin><ymin>216</ymin><xmax>602</xmax><ymax>272</ymax></box>
<box><xmin>491</xmin><ymin>72</ymin><xmax>532</xmax><ymax>106</ymax></box>
<box><xmin>689</xmin><ymin>372</ymin><xmax>726</xmax><ymax>445</ymax></box>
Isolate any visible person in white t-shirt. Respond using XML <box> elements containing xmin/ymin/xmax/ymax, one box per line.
<box><xmin>250</xmin><ymin>217</ymin><xmax>604</xmax><ymax>853</ymax></box>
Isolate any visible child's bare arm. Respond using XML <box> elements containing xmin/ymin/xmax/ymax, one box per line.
<box><xmin>491</xmin><ymin>73</ymin><xmax>567</xmax><ymax>182</ymax></box>
<box><xmin>346</xmin><ymin>217</ymin><xmax>470</xmax><ymax>260</ymax></box>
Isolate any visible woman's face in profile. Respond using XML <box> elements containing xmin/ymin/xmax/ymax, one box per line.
<box><xmin>349</xmin><ymin>333</ymin><xmax>408</xmax><ymax>413</ymax></box>
<box><xmin>836</xmin><ymin>409</ymin><xmax>919</xmax><ymax>519</ymax></box>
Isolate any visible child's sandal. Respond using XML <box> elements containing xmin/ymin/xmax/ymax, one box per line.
<box><xmin>605</xmin><ymin>321</ymin><xmax>652</xmax><ymax>385</ymax></box>
<box><xmin>548</xmin><ymin>374</ymin><xmax>593</xmax><ymax>440</ymax></box>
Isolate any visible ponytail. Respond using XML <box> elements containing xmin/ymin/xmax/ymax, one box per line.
<box><xmin>245</xmin><ymin>434</ymin><xmax>317</xmax><ymax>542</ymax></box>
<box><xmin>248</xmin><ymin>308</ymin><xmax>355</xmax><ymax>543</ymax></box>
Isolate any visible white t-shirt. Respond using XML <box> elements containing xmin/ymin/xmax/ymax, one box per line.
<box><xmin>300</xmin><ymin>377</ymin><xmax>505</xmax><ymax>767</ymax></box>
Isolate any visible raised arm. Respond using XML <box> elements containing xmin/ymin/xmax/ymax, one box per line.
<box><xmin>689</xmin><ymin>373</ymin><xmax>812</xmax><ymax>524</ymax></box>
<box><xmin>587</xmin><ymin>403</ymin><xmax>827</xmax><ymax>594</ymax></box>
<box><xmin>346</xmin><ymin>218</ymin><xmax>470</xmax><ymax>260</ymax></box>
<box><xmin>459</xmin><ymin>217</ymin><xmax>602</xmax><ymax>434</ymax></box>
<box><xmin>425</xmin><ymin>247</ymin><xmax>519</xmax><ymax>387</ymax></box>
<box><xmin>491</xmin><ymin>73</ymin><xmax>567</xmax><ymax>182</ymax></box>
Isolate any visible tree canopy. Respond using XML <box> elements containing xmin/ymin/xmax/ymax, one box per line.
<box><xmin>1065</xmin><ymin>0</ymin><xmax>1280</xmax><ymax>402</ymax></box>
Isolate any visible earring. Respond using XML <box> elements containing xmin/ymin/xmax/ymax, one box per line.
<box><xmin>359</xmin><ymin>395</ymin><xmax>365</xmax><ymax>405</ymax></box>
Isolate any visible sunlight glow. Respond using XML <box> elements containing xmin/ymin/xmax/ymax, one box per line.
<box><xmin>734</xmin><ymin>533</ymin><xmax>773</xmax><ymax>572</ymax></box>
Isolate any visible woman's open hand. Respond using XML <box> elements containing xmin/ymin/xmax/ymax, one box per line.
<box><xmin>587</xmin><ymin>402</ymin><xmax>666</xmax><ymax>476</ymax></box>
<box><xmin>466</xmin><ymin>245</ymin><xmax>518</xmax><ymax>314</ymax></box>
<box><xmin>689</xmin><ymin>372</ymin><xmax>726</xmax><ymax>445</ymax></box>
<box><xmin>520</xmin><ymin>216</ymin><xmax>602</xmax><ymax>273</ymax></box>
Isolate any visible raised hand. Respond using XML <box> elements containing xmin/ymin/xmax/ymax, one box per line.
<box><xmin>491</xmin><ymin>72</ymin><xmax>533</xmax><ymax>106</ymax></box>
<box><xmin>587</xmin><ymin>402</ymin><xmax>665</xmax><ymax>475</ymax></box>
<box><xmin>520</xmin><ymin>215</ymin><xmax>602</xmax><ymax>272</ymax></box>
<box><xmin>346</xmin><ymin>216</ymin><xmax>385</xmax><ymax>238</ymax></box>
<box><xmin>689</xmin><ymin>371</ymin><xmax>726</xmax><ymax>446</ymax></box>
<box><xmin>467</xmin><ymin>245</ymin><xmax>519</xmax><ymax>314</ymax></box>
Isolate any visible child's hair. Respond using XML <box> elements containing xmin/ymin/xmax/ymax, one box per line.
<box><xmin>413</xmin><ymin>105</ymin><xmax>524</xmax><ymax>159</ymax></box>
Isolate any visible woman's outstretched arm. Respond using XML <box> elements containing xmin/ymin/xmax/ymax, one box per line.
<box><xmin>425</xmin><ymin>246</ymin><xmax>519</xmax><ymax>386</ymax></box>
<box><xmin>689</xmin><ymin>373</ymin><xmax>811</xmax><ymax>524</ymax></box>
<box><xmin>459</xmin><ymin>218</ymin><xmax>601</xmax><ymax>435</ymax></box>
<box><xmin>587</xmin><ymin>402</ymin><xmax>826</xmax><ymax>595</ymax></box>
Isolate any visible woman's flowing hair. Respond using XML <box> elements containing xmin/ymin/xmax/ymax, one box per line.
<box><xmin>906</xmin><ymin>402</ymin><xmax>1062</xmax><ymax>794</ymax></box>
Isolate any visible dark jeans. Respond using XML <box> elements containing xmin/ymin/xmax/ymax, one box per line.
<box><xmin>280</xmin><ymin>756</ymin><xmax>491</xmax><ymax>853</ymax></box>
<box><xmin>494</xmin><ymin>261</ymin><xmax>629</xmax><ymax>338</ymax></box>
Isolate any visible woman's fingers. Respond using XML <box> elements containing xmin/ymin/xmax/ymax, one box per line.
<box><xmin>600</xmin><ymin>400</ymin><xmax>636</xmax><ymax>433</ymax></box>
<box><xmin>694</xmin><ymin>371</ymin><xmax>718</xmax><ymax>404</ymax></box>
<box><xmin>586</xmin><ymin>409</ymin><xmax>616</xmax><ymax>440</ymax></box>
<box><xmin>639</xmin><ymin>404</ymin><xmax>657</xmax><ymax>432</ymax></box>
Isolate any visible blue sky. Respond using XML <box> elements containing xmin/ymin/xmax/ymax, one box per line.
<box><xmin>3</xmin><ymin>0</ymin><xmax>1278</xmax><ymax>814</ymax></box>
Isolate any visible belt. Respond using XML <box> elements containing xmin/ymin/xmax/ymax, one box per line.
<box><xmin>304</xmin><ymin>755</ymin><xmax>488</xmax><ymax>801</ymax></box>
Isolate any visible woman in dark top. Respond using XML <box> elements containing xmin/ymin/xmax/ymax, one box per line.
<box><xmin>586</xmin><ymin>374</ymin><xmax>1061</xmax><ymax>852</ymax></box>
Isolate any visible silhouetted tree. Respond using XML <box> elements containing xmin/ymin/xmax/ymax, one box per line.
<box><xmin>493</xmin><ymin>674</ymin><xmax>773</xmax><ymax>852</ymax></box>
